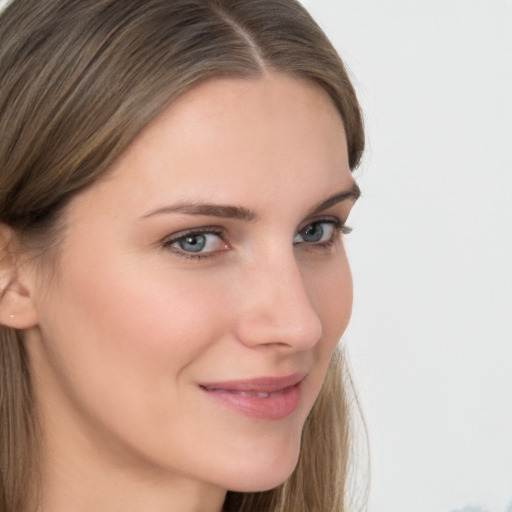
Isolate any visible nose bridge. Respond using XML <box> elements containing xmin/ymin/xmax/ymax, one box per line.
<box><xmin>234</xmin><ymin>247</ymin><xmax>323</xmax><ymax>350</ymax></box>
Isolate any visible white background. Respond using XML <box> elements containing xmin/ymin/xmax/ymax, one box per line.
<box><xmin>299</xmin><ymin>1</ymin><xmax>512</xmax><ymax>512</ymax></box>
<box><xmin>1</xmin><ymin>1</ymin><xmax>510</xmax><ymax>511</ymax></box>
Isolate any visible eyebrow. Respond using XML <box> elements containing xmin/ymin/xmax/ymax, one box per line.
<box><xmin>306</xmin><ymin>181</ymin><xmax>361</xmax><ymax>217</ymax></box>
<box><xmin>142</xmin><ymin>202</ymin><xmax>258</xmax><ymax>222</ymax></box>
<box><xmin>141</xmin><ymin>182</ymin><xmax>360</xmax><ymax>222</ymax></box>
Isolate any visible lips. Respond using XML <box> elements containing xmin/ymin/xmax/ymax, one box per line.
<box><xmin>199</xmin><ymin>373</ymin><xmax>306</xmax><ymax>420</ymax></box>
<box><xmin>210</xmin><ymin>388</ymin><xmax>291</xmax><ymax>398</ymax></box>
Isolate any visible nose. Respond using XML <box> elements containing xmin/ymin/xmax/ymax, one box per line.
<box><xmin>233</xmin><ymin>251</ymin><xmax>323</xmax><ymax>351</ymax></box>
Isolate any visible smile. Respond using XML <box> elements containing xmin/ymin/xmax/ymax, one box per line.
<box><xmin>199</xmin><ymin>373</ymin><xmax>306</xmax><ymax>420</ymax></box>
<box><xmin>205</xmin><ymin>386</ymin><xmax>293</xmax><ymax>398</ymax></box>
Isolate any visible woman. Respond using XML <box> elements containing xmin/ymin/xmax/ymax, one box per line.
<box><xmin>0</xmin><ymin>1</ymin><xmax>364</xmax><ymax>511</ymax></box>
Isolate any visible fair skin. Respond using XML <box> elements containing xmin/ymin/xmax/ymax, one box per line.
<box><xmin>3</xmin><ymin>73</ymin><xmax>358</xmax><ymax>512</ymax></box>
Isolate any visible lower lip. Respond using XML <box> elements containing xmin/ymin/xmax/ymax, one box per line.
<box><xmin>201</xmin><ymin>383</ymin><xmax>302</xmax><ymax>420</ymax></box>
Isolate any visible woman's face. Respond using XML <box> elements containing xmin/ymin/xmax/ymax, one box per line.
<box><xmin>24</xmin><ymin>73</ymin><xmax>358</xmax><ymax>499</ymax></box>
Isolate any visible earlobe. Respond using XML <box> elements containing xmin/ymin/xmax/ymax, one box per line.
<box><xmin>0</xmin><ymin>224</ymin><xmax>39</xmax><ymax>329</ymax></box>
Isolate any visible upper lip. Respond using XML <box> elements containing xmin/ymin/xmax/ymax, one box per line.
<box><xmin>199</xmin><ymin>372</ymin><xmax>307</xmax><ymax>393</ymax></box>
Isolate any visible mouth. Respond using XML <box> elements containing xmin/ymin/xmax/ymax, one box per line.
<box><xmin>199</xmin><ymin>373</ymin><xmax>306</xmax><ymax>420</ymax></box>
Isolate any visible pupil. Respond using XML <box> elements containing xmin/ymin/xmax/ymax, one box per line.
<box><xmin>180</xmin><ymin>235</ymin><xmax>206</xmax><ymax>252</ymax></box>
<box><xmin>303</xmin><ymin>223</ymin><xmax>323</xmax><ymax>242</ymax></box>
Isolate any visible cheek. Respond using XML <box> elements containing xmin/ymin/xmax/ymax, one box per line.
<box><xmin>305</xmin><ymin>254</ymin><xmax>353</xmax><ymax>342</ymax></box>
<box><xmin>33</xmin><ymin>249</ymin><xmax>233</xmax><ymax>424</ymax></box>
<box><xmin>64</xmin><ymin>260</ymin><xmax>230</xmax><ymax>370</ymax></box>
<box><xmin>307</xmin><ymin>255</ymin><xmax>352</xmax><ymax>415</ymax></box>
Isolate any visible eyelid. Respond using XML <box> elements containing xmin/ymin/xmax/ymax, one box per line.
<box><xmin>297</xmin><ymin>216</ymin><xmax>351</xmax><ymax>235</ymax></box>
<box><xmin>162</xmin><ymin>225</ymin><xmax>223</xmax><ymax>239</ymax></box>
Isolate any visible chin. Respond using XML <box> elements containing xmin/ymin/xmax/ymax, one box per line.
<box><xmin>226</xmin><ymin>467</ymin><xmax>298</xmax><ymax>493</ymax></box>
<box><xmin>221</xmin><ymin>441</ymin><xmax>301</xmax><ymax>493</ymax></box>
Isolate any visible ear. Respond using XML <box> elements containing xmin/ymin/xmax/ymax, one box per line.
<box><xmin>0</xmin><ymin>224</ymin><xmax>39</xmax><ymax>329</ymax></box>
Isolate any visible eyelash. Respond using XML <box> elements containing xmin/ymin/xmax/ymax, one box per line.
<box><xmin>161</xmin><ymin>218</ymin><xmax>352</xmax><ymax>261</ymax></box>
<box><xmin>161</xmin><ymin>226</ymin><xmax>225</xmax><ymax>261</ymax></box>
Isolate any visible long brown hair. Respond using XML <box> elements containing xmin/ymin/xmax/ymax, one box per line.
<box><xmin>0</xmin><ymin>1</ymin><xmax>365</xmax><ymax>510</ymax></box>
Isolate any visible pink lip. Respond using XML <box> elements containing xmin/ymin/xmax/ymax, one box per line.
<box><xmin>199</xmin><ymin>373</ymin><xmax>306</xmax><ymax>420</ymax></box>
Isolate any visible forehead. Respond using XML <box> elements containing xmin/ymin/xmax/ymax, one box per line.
<box><xmin>72</xmin><ymin>73</ymin><xmax>352</xmax><ymax>219</ymax></box>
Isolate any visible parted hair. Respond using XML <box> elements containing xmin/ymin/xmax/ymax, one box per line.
<box><xmin>0</xmin><ymin>1</ymin><xmax>365</xmax><ymax>511</ymax></box>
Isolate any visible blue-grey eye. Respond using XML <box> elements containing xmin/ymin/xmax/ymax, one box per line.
<box><xmin>168</xmin><ymin>231</ymin><xmax>227</xmax><ymax>254</ymax></box>
<box><xmin>293</xmin><ymin>221</ymin><xmax>337</xmax><ymax>244</ymax></box>
<box><xmin>301</xmin><ymin>223</ymin><xmax>324</xmax><ymax>242</ymax></box>
<box><xmin>178</xmin><ymin>234</ymin><xmax>206</xmax><ymax>252</ymax></box>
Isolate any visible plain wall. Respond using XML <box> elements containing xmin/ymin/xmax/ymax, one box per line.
<box><xmin>300</xmin><ymin>1</ymin><xmax>512</xmax><ymax>511</ymax></box>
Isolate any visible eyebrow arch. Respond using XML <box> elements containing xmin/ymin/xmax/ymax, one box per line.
<box><xmin>141</xmin><ymin>202</ymin><xmax>258</xmax><ymax>222</ymax></box>
<box><xmin>141</xmin><ymin>182</ymin><xmax>360</xmax><ymax>222</ymax></box>
<box><xmin>306</xmin><ymin>182</ymin><xmax>361</xmax><ymax>216</ymax></box>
